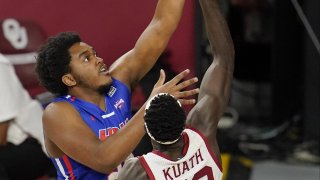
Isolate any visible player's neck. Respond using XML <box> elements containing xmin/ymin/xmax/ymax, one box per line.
<box><xmin>153</xmin><ymin>136</ymin><xmax>185</xmax><ymax>161</ymax></box>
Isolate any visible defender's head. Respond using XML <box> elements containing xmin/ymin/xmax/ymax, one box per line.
<box><xmin>144</xmin><ymin>93</ymin><xmax>186</xmax><ymax>145</ymax></box>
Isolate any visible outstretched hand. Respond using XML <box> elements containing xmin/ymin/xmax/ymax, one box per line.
<box><xmin>149</xmin><ymin>69</ymin><xmax>199</xmax><ymax>105</ymax></box>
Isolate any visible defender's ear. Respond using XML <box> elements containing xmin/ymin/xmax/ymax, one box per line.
<box><xmin>62</xmin><ymin>74</ymin><xmax>76</xmax><ymax>87</ymax></box>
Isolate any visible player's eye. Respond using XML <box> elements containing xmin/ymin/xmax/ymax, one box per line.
<box><xmin>84</xmin><ymin>56</ymin><xmax>90</xmax><ymax>62</ymax></box>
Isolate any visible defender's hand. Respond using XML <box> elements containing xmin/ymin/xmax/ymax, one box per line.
<box><xmin>149</xmin><ymin>69</ymin><xmax>199</xmax><ymax>105</ymax></box>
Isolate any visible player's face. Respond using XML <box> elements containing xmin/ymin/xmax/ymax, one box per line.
<box><xmin>68</xmin><ymin>42</ymin><xmax>112</xmax><ymax>93</ymax></box>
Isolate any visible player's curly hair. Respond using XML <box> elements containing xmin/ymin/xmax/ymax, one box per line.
<box><xmin>144</xmin><ymin>93</ymin><xmax>186</xmax><ymax>144</ymax></box>
<box><xmin>35</xmin><ymin>32</ymin><xmax>81</xmax><ymax>95</ymax></box>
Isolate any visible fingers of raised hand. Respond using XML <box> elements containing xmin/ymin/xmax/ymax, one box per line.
<box><xmin>173</xmin><ymin>88</ymin><xmax>199</xmax><ymax>99</ymax></box>
<box><xmin>174</xmin><ymin>77</ymin><xmax>198</xmax><ymax>91</ymax></box>
<box><xmin>178</xmin><ymin>99</ymin><xmax>197</xmax><ymax>106</ymax></box>
<box><xmin>154</xmin><ymin>69</ymin><xmax>166</xmax><ymax>88</ymax></box>
<box><xmin>173</xmin><ymin>88</ymin><xmax>199</xmax><ymax>106</ymax></box>
<box><xmin>150</xmin><ymin>69</ymin><xmax>199</xmax><ymax>104</ymax></box>
<box><xmin>168</xmin><ymin>69</ymin><xmax>191</xmax><ymax>85</ymax></box>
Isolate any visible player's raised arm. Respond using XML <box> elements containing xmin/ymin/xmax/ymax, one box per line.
<box><xmin>186</xmin><ymin>0</ymin><xmax>235</xmax><ymax>163</ymax></box>
<box><xmin>110</xmin><ymin>0</ymin><xmax>186</xmax><ymax>89</ymax></box>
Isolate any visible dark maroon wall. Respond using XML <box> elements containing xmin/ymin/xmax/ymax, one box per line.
<box><xmin>0</xmin><ymin>0</ymin><xmax>196</xmax><ymax>76</ymax></box>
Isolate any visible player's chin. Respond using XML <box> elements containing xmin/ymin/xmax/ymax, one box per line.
<box><xmin>97</xmin><ymin>80</ymin><xmax>113</xmax><ymax>95</ymax></box>
<box><xmin>100</xmin><ymin>74</ymin><xmax>112</xmax><ymax>84</ymax></box>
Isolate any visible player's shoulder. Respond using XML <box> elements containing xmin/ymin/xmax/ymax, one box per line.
<box><xmin>185</xmin><ymin>126</ymin><xmax>201</xmax><ymax>135</ymax></box>
<box><xmin>122</xmin><ymin>157</ymin><xmax>142</xmax><ymax>173</ymax></box>
<box><xmin>119</xmin><ymin>157</ymin><xmax>148</xmax><ymax>180</ymax></box>
<box><xmin>43</xmin><ymin>101</ymin><xmax>78</xmax><ymax>121</ymax></box>
<box><xmin>44</xmin><ymin>100</ymin><xmax>74</xmax><ymax>113</ymax></box>
<box><xmin>125</xmin><ymin>157</ymin><xmax>140</xmax><ymax>165</ymax></box>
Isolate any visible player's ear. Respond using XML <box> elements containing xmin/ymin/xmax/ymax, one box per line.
<box><xmin>62</xmin><ymin>73</ymin><xmax>76</xmax><ymax>87</ymax></box>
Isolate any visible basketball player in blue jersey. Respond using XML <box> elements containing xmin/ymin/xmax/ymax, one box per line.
<box><xmin>118</xmin><ymin>0</ymin><xmax>234</xmax><ymax>179</ymax></box>
<box><xmin>35</xmin><ymin>0</ymin><xmax>199</xmax><ymax>179</ymax></box>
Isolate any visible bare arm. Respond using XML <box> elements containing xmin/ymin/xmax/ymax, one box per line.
<box><xmin>44</xmin><ymin>100</ymin><xmax>148</xmax><ymax>174</ymax></box>
<box><xmin>45</xmin><ymin>69</ymin><xmax>199</xmax><ymax>173</ymax></box>
<box><xmin>186</xmin><ymin>0</ymin><xmax>235</xmax><ymax>163</ymax></box>
<box><xmin>110</xmin><ymin>0</ymin><xmax>185</xmax><ymax>89</ymax></box>
<box><xmin>118</xmin><ymin>158</ymin><xmax>148</xmax><ymax>180</ymax></box>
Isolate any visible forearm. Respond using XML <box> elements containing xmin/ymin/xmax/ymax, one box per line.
<box><xmin>110</xmin><ymin>0</ymin><xmax>186</xmax><ymax>88</ymax></box>
<box><xmin>131</xmin><ymin>0</ymin><xmax>186</xmax><ymax>82</ymax></box>
<box><xmin>199</xmin><ymin>0</ymin><xmax>234</xmax><ymax>70</ymax></box>
<box><xmin>198</xmin><ymin>0</ymin><xmax>234</xmax><ymax>102</ymax></box>
<box><xmin>152</xmin><ymin>0</ymin><xmax>186</xmax><ymax>36</ymax></box>
<box><xmin>138</xmin><ymin>0</ymin><xmax>186</xmax><ymax>48</ymax></box>
<box><xmin>96</xmin><ymin>104</ymin><xmax>146</xmax><ymax>173</ymax></box>
<box><xmin>188</xmin><ymin>0</ymin><xmax>235</xmax><ymax>132</ymax></box>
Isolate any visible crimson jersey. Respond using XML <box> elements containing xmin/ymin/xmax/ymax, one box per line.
<box><xmin>50</xmin><ymin>78</ymin><xmax>132</xmax><ymax>180</ymax></box>
<box><xmin>139</xmin><ymin>127</ymin><xmax>223</xmax><ymax>180</ymax></box>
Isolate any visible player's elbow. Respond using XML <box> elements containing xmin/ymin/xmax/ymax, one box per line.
<box><xmin>92</xmin><ymin>153</ymin><xmax>120</xmax><ymax>174</ymax></box>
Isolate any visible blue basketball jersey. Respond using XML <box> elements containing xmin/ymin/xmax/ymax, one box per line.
<box><xmin>50</xmin><ymin>78</ymin><xmax>132</xmax><ymax>180</ymax></box>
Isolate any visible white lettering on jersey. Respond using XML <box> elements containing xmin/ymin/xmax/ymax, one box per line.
<box><xmin>101</xmin><ymin>111</ymin><xmax>115</xmax><ymax>119</ymax></box>
<box><xmin>108</xmin><ymin>86</ymin><xmax>117</xmax><ymax>97</ymax></box>
<box><xmin>114</xmin><ymin>99</ymin><xmax>125</xmax><ymax>109</ymax></box>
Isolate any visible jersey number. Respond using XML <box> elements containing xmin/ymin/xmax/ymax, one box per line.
<box><xmin>193</xmin><ymin>166</ymin><xmax>214</xmax><ymax>180</ymax></box>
